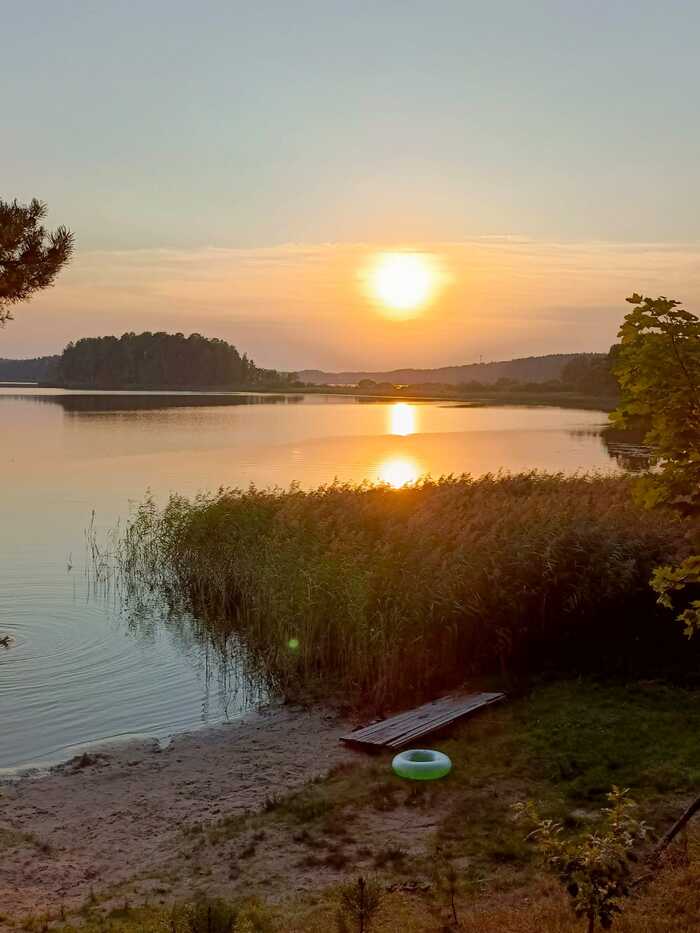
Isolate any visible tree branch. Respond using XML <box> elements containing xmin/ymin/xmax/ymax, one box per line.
<box><xmin>651</xmin><ymin>794</ymin><xmax>700</xmax><ymax>862</ymax></box>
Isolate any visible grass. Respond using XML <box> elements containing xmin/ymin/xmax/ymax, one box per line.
<box><xmin>31</xmin><ymin>860</ymin><xmax>700</xmax><ymax>932</ymax></box>
<box><xmin>0</xmin><ymin>826</ymin><xmax>47</xmax><ymax>854</ymax></box>
<box><xmin>119</xmin><ymin>473</ymin><xmax>698</xmax><ymax>708</ymax></box>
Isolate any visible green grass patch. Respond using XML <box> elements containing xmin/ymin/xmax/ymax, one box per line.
<box><xmin>427</xmin><ymin>680</ymin><xmax>700</xmax><ymax>872</ymax></box>
<box><xmin>517</xmin><ymin>680</ymin><xmax>700</xmax><ymax>801</ymax></box>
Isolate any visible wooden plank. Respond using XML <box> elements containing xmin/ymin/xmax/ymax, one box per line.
<box><xmin>383</xmin><ymin>706</ymin><xmax>493</xmax><ymax>746</ymax></box>
<box><xmin>377</xmin><ymin>694</ymin><xmax>500</xmax><ymax>734</ymax></box>
<box><xmin>346</xmin><ymin>694</ymin><xmax>501</xmax><ymax>746</ymax></box>
<box><xmin>346</xmin><ymin>703</ymin><xmax>463</xmax><ymax>744</ymax></box>
<box><xmin>341</xmin><ymin>693</ymin><xmax>504</xmax><ymax>749</ymax></box>
<box><xmin>340</xmin><ymin>691</ymin><xmax>505</xmax><ymax>750</ymax></box>
<box><xmin>384</xmin><ymin>694</ymin><xmax>506</xmax><ymax>748</ymax></box>
<box><xmin>372</xmin><ymin>701</ymin><xmax>489</xmax><ymax>744</ymax></box>
<box><xmin>347</xmin><ymin>695</ymin><xmax>462</xmax><ymax>740</ymax></box>
<box><xmin>356</xmin><ymin>692</ymin><xmax>495</xmax><ymax>737</ymax></box>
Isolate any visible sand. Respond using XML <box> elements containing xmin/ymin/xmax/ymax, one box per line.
<box><xmin>0</xmin><ymin>704</ymin><xmax>353</xmax><ymax>922</ymax></box>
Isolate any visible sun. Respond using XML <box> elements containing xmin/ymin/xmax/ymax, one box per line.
<box><xmin>363</xmin><ymin>251</ymin><xmax>446</xmax><ymax>319</ymax></box>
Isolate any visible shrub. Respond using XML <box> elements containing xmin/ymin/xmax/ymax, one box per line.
<box><xmin>515</xmin><ymin>787</ymin><xmax>651</xmax><ymax>932</ymax></box>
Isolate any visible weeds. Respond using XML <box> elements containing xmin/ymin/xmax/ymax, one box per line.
<box><xmin>433</xmin><ymin>848</ymin><xmax>460</xmax><ymax>926</ymax></box>
<box><xmin>336</xmin><ymin>876</ymin><xmax>383</xmax><ymax>932</ymax></box>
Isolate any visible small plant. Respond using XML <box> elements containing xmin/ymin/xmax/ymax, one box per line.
<box><xmin>515</xmin><ymin>786</ymin><xmax>651</xmax><ymax>932</ymax></box>
<box><xmin>336</xmin><ymin>876</ymin><xmax>383</xmax><ymax>933</ymax></box>
<box><xmin>432</xmin><ymin>848</ymin><xmax>460</xmax><ymax>927</ymax></box>
<box><xmin>172</xmin><ymin>896</ymin><xmax>239</xmax><ymax>933</ymax></box>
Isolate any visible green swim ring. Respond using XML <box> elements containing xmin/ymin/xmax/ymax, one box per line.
<box><xmin>392</xmin><ymin>748</ymin><xmax>452</xmax><ymax>781</ymax></box>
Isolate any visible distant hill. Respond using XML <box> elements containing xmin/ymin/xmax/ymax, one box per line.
<box><xmin>299</xmin><ymin>353</ymin><xmax>602</xmax><ymax>387</ymax></box>
<box><xmin>0</xmin><ymin>355</ymin><xmax>59</xmax><ymax>382</ymax></box>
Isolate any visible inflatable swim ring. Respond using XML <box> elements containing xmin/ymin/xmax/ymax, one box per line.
<box><xmin>392</xmin><ymin>748</ymin><xmax>452</xmax><ymax>781</ymax></box>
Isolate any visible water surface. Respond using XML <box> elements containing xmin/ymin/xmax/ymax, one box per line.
<box><xmin>1</xmin><ymin>389</ymin><xmax>629</xmax><ymax>770</ymax></box>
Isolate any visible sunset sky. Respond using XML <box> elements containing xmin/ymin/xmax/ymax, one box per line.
<box><xmin>4</xmin><ymin>1</ymin><xmax>700</xmax><ymax>370</ymax></box>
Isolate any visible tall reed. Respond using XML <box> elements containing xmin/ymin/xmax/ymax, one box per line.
<box><xmin>120</xmin><ymin>473</ymin><xmax>697</xmax><ymax>707</ymax></box>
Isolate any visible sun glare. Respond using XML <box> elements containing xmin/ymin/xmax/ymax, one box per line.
<box><xmin>363</xmin><ymin>252</ymin><xmax>446</xmax><ymax>319</ymax></box>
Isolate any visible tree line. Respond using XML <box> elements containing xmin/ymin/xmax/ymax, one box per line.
<box><xmin>456</xmin><ymin>353</ymin><xmax>619</xmax><ymax>396</ymax></box>
<box><xmin>0</xmin><ymin>355</ymin><xmax>59</xmax><ymax>382</ymax></box>
<box><xmin>52</xmin><ymin>331</ymin><xmax>295</xmax><ymax>388</ymax></box>
<box><xmin>352</xmin><ymin>352</ymin><xmax>620</xmax><ymax>398</ymax></box>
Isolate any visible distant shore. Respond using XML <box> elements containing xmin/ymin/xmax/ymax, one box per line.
<box><xmin>31</xmin><ymin>381</ymin><xmax>619</xmax><ymax>411</ymax></box>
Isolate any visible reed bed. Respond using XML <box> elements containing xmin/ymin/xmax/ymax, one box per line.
<box><xmin>119</xmin><ymin>473</ymin><xmax>697</xmax><ymax>707</ymax></box>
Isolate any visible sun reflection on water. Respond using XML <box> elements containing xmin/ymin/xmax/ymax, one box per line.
<box><xmin>388</xmin><ymin>402</ymin><xmax>416</xmax><ymax>436</ymax></box>
<box><xmin>376</xmin><ymin>455</ymin><xmax>423</xmax><ymax>488</ymax></box>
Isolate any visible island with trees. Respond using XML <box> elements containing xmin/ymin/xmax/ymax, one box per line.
<box><xmin>44</xmin><ymin>331</ymin><xmax>298</xmax><ymax>390</ymax></box>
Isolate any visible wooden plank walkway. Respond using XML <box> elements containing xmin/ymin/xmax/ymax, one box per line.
<box><xmin>340</xmin><ymin>691</ymin><xmax>506</xmax><ymax>750</ymax></box>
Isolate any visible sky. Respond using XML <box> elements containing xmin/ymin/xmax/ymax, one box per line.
<box><xmin>3</xmin><ymin>0</ymin><xmax>700</xmax><ymax>370</ymax></box>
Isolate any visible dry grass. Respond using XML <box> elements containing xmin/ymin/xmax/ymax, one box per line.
<box><xmin>33</xmin><ymin>847</ymin><xmax>700</xmax><ymax>932</ymax></box>
<box><xmin>120</xmin><ymin>473</ymin><xmax>696</xmax><ymax>707</ymax></box>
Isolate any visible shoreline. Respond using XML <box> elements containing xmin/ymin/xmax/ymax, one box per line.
<box><xmin>15</xmin><ymin>382</ymin><xmax>618</xmax><ymax>411</ymax></box>
<box><xmin>0</xmin><ymin>698</ymin><xmax>279</xmax><ymax>780</ymax></box>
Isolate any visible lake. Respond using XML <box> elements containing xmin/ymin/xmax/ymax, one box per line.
<box><xmin>0</xmin><ymin>389</ymin><xmax>633</xmax><ymax>771</ymax></box>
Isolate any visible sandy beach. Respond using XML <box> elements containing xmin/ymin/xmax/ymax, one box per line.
<box><xmin>0</xmin><ymin>705</ymin><xmax>353</xmax><ymax>922</ymax></box>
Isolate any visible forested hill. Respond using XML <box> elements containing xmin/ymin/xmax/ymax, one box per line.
<box><xmin>0</xmin><ymin>355</ymin><xmax>59</xmax><ymax>382</ymax></box>
<box><xmin>299</xmin><ymin>353</ymin><xmax>600</xmax><ymax>386</ymax></box>
<box><xmin>49</xmin><ymin>332</ymin><xmax>292</xmax><ymax>388</ymax></box>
